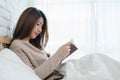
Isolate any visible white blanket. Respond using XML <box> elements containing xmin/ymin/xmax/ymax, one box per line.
<box><xmin>57</xmin><ymin>53</ymin><xmax>120</xmax><ymax>80</ymax></box>
<box><xmin>0</xmin><ymin>48</ymin><xmax>41</xmax><ymax>80</ymax></box>
<box><xmin>1</xmin><ymin>48</ymin><xmax>120</xmax><ymax>80</ymax></box>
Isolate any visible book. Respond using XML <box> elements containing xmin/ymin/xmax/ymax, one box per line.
<box><xmin>69</xmin><ymin>39</ymin><xmax>78</xmax><ymax>54</ymax></box>
<box><xmin>62</xmin><ymin>40</ymin><xmax>78</xmax><ymax>63</ymax></box>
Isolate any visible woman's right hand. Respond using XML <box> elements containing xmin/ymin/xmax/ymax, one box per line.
<box><xmin>57</xmin><ymin>42</ymin><xmax>71</xmax><ymax>56</ymax></box>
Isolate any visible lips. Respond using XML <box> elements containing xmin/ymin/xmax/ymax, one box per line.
<box><xmin>35</xmin><ymin>32</ymin><xmax>40</xmax><ymax>36</ymax></box>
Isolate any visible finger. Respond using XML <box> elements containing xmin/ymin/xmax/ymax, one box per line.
<box><xmin>66</xmin><ymin>46</ymin><xmax>70</xmax><ymax>49</ymax></box>
<box><xmin>67</xmin><ymin>49</ymin><xmax>71</xmax><ymax>52</ymax></box>
<box><xmin>66</xmin><ymin>42</ymin><xmax>71</xmax><ymax>46</ymax></box>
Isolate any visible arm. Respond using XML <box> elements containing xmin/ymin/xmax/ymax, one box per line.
<box><xmin>10</xmin><ymin>41</ymin><xmax>71</xmax><ymax>79</ymax></box>
<box><xmin>10</xmin><ymin>46</ymin><xmax>66</xmax><ymax>79</ymax></box>
<box><xmin>34</xmin><ymin>42</ymin><xmax>71</xmax><ymax>79</ymax></box>
<box><xmin>35</xmin><ymin>51</ymin><xmax>66</xmax><ymax>79</ymax></box>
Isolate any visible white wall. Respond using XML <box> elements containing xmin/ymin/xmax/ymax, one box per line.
<box><xmin>0</xmin><ymin>0</ymin><xmax>35</xmax><ymax>37</ymax></box>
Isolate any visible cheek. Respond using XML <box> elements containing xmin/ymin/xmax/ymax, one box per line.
<box><xmin>30</xmin><ymin>32</ymin><xmax>34</xmax><ymax>37</ymax></box>
<box><xmin>30</xmin><ymin>30</ymin><xmax>36</xmax><ymax>37</ymax></box>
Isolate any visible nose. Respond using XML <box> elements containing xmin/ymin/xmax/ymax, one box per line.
<box><xmin>37</xmin><ymin>27</ymin><xmax>42</xmax><ymax>33</ymax></box>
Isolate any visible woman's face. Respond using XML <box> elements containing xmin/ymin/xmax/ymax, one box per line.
<box><xmin>30</xmin><ymin>17</ymin><xmax>44</xmax><ymax>39</ymax></box>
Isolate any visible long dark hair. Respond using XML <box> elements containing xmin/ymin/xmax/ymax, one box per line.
<box><xmin>12</xmin><ymin>7</ymin><xmax>49</xmax><ymax>49</ymax></box>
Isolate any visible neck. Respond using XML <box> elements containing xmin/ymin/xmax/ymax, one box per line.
<box><xmin>22</xmin><ymin>37</ymin><xmax>30</xmax><ymax>42</ymax></box>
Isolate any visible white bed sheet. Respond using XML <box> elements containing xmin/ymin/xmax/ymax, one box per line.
<box><xmin>1</xmin><ymin>48</ymin><xmax>120</xmax><ymax>80</ymax></box>
<box><xmin>0</xmin><ymin>48</ymin><xmax>41</xmax><ymax>80</ymax></box>
<box><xmin>57</xmin><ymin>53</ymin><xmax>120</xmax><ymax>80</ymax></box>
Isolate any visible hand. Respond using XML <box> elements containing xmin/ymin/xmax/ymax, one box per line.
<box><xmin>57</xmin><ymin>42</ymin><xmax>71</xmax><ymax>56</ymax></box>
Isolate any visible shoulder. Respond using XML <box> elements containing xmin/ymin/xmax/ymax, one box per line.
<box><xmin>11</xmin><ymin>39</ymin><xmax>21</xmax><ymax>44</ymax></box>
<box><xmin>10</xmin><ymin>39</ymin><xmax>26</xmax><ymax>49</ymax></box>
<box><xmin>10</xmin><ymin>39</ymin><xmax>40</xmax><ymax>51</ymax></box>
<box><xmin>9</xmin><ymin>40</ymin><xmax>30</xmax><ymax>55</ymax></box>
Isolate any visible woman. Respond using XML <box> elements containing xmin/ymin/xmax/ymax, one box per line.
<box><xmin>9</xmin><ymin>7</ymin><xmax>71</xmax><ymax>80</ymax></box>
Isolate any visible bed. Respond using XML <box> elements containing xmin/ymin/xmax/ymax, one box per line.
<box><xmin>1</xmin><ymin>36</ymin><xmax>120</xmax><ymax>80</ymax></box>
<box><xmin>0</xmin><ymin>36</ymin><xmax>41</xmax><ymax>80</ymax></box>
<box><xmin>0</xmin><ymin>36</ymin><xmax>11</xmax><ymax>50</ymax></box>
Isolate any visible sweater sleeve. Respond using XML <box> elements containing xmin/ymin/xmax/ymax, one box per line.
<box><xmin>10</xmin><ymin>47</ymin><xmax>66</xmax><ymax>79</ymax></box>
<box><xmin>9</xmin><ymin>41</ymin><xmax>67</xmax><ymax>79</ymax></box>
<box><xmin>34</xmin><ymin>51</ymin><xmax>66</xmax><ymax>79</ymax></box>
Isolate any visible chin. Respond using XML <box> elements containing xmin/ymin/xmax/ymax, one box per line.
<box><xmin>31</xmin><ymin>36</ymin><xmax>37</xmax><ymax>39</ymax></box>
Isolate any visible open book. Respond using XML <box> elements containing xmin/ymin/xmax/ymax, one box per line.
<box><xmin>69</xmin><ymin>39</ymin><xmax>78</xmax><ymax>55</ymax></box>
<box><xmin>62</xmin><ymin>40</ymin><xmax>78</xmax><ymax>62</ymax></box>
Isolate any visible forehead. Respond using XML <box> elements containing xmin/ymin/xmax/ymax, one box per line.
<box><xmin>37</xmin><ymin>17</ymin><xmax>44</xmax><ymax>23</ymax></box>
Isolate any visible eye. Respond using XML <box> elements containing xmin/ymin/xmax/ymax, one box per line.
<box><xmin>37</xmin><ymin>23</ymin><xmax>40</xmax><ymax>26</ymax></box>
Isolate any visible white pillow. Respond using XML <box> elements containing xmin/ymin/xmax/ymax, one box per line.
<box><xmin>0</xmin><ymin>48</ymin><xmax>41</xmax><ymax>80</ymax></box>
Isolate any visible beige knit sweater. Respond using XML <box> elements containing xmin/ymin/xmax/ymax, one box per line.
<box><xmin>9</xmin><ymin>39</ymin><xmax>66</xmax><ymax>79</ymax></box>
